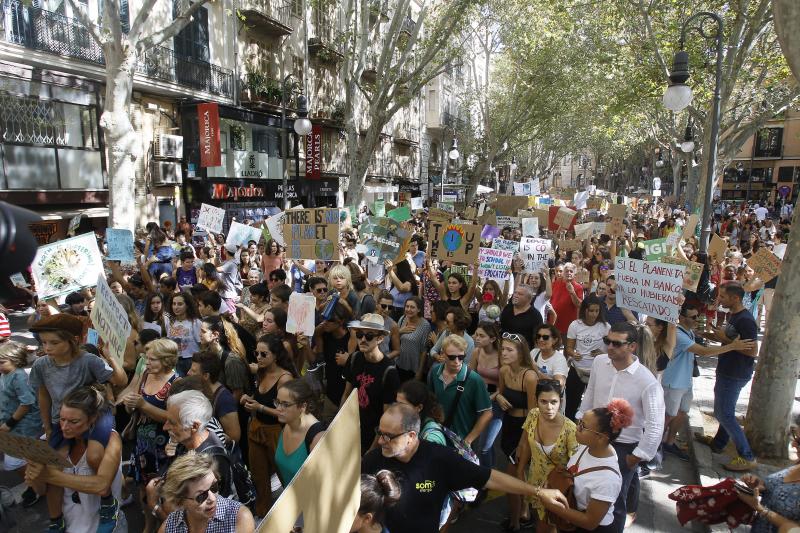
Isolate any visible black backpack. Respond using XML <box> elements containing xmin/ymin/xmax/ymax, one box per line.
<box><xmin>204</xmin><ymin>442</ymin><xmax>257</xmax><ymax>510</ymax></box>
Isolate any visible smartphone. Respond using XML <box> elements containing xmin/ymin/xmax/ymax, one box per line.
<box><xmin>734</xmin><ymin>481</ymin><xmax>754</xmax><ymax>495</ymax></box>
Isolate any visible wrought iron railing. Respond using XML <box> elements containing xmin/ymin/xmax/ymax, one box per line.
<box><xmin>239</xmin><ymin>0</ymin><xmax>293</xmax><ymax>31</ymax></box>
<box><xmin>0</xmin><ymin>1</ymin><xmax>234</xmax><ymax>98</ymax></box>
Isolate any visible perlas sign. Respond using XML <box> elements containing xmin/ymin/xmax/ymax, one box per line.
<box><xmin>306</xmin><ymin>125</ymin><xmax>322</xmax><ymax>179</ymax></box>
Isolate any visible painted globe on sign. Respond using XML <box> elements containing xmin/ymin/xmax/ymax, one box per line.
<box><xmin>485</xmin><ymin>304</ymin><xmax>501</xmax><ymax>320</ymax></box>
<box><xmin>315</xmin><ymin>239</ymin><xmax>335</xmax><ymax>260</ymax></box>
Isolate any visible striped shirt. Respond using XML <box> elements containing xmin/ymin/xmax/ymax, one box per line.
<box><xmin>0</xmin><ymin>313</ymin><xmax>10</xmax><ymax>338</ymax></box>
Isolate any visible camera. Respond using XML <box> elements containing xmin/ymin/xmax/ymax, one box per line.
<box><xmin>0</xmin><ymin>201</ymin><xmax>42</xmax><ymax>278</ymax></box>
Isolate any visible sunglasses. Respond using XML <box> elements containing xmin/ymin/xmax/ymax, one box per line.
<box><xmin>535</xmin><ymin>334</ymin><xmax>551</xmax><ymax>340</ymax></box>
<box><xmin>255</xmin><ymin>350</ymin><xmax>271</xmax><ymax>358</ymax></box>
<box><xmin>380</xmin><ymin>304</ymin><xmax>392</xmax><ymax>310</ymax></box>
<box><xmin>374</xmin><ymin>428</ymin><xmax>409</xmax><ymax>441</ymax></box>
<box><xmin>273</xmin><ymin>400</ymin><xmax>297</xmax><ymax>409</ymax></box>
<box><xmin>446</xmin><ymin>354</ymin><xmax>467</xmax><ymax>361</ymax></box>
<box><xmin>185</xmin><ymin>481</ymin><xmax>219</xmax><ymax>505</ymax></box>
<box><xmin>314</xmin><ymin>287</ymin><xmax>327</xmax><ymax>294</ymax></box>
<box><xmin>577</xmin><ymin>419</ymin><xmax>605</xmax><ymax>437</ymax></box>
<box><xmin>502</xmin><ymin>332</ymin><xmax>525</xmax><ymax>343</ymax></box>
<box><xmin>602</xmin><ymin>336</ymin><xmax>631</xmax><ymax>348</ymax></box>
<box><xmin>354</xmin><ymin>331</ymin><xmax>378</xmax><ymax>341</ymax></box>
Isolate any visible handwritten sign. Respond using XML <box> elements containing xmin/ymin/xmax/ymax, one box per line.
<box><xmin>607</xmin><ymin>203</ymin><xmax>627</xmax><ymax>220</ymax></box>
<box><xmin>196</xmin><ymin>203</ymin><xmax>225</xmax><ymax>234</ymax></box>
<box><xmin>587</xmin><ymin>197</ymin><xmax>602</xmax><ymax>210</ymax></box>
<box><xmin>226</xmin><ymin>221</ymin><xmax>262</xmax><ymax>248</ymax></box>
<box><xmin>662</xmin><ymin>255</ymin><xmax>703</xmax><ymax>292</ymax></box>
<box><xmin>105</xmin><ymin>228</ymin><xmax>135</xmax><ymax>263</ymax></box>
<box><xmin>360</xmin><ymin>217</ymin><xmax>412</xmax><ymax>264</ymax></box>
<box><xmin>709</xmin><ymin>233</ymin><xmax>727</xmax><ymax>263</ymax></box>
<box><xmin>494</xmin><ymin>195</ymin><xmax>529</xmax><ymax>216</ymax></box>
<box><xmin>286</xmin><ymin>292</ymin><xmax>316</xmax><ymax>337</ymax></box>
<box><xmin>747</xmin><ymin>247</ymin><xmax>782</xmax><ymax>283</ymax></box>
<box><xmin>520</xmin><ymin>237</ymin><xmax>552</xmax><ymax>273</ymax></box>
<box><xmin>283</xmin><ymin>208</ymin><xmax>340</xmax><ymax>260</ymax></box>
<box><xmin>492</xmin><ymin>238</ymin><xmax>520</xmax><ymax>252</ymax></box>
<box><xmin>496</xmin><ymin>216</ymin><xmax>521</xmax><ymax>229</ymax></box>
<box><xmin>558</xmin><ymin>239</ymin><xmax>582</xmax><ymax>252</ymax></box>
<box><xmin>90</xmin><ymin>274</ymin><xmax>132</xmax><ymax>367</ymax></box>
<box><xmin>521</xmin><ymin>217</ymin><xmax>539</xmax><ymax>237</ymax></box>
<box><xmin>574</xmin><ymin>222</ymin><xmax>594</xmax><ymax>241</ymax></box>
<box><xmin>614</xmin><ymin>257</ymin><xmax>686</xmax><ymax>323</ymax></box>
<box><xmin>32</xmin><ymin>232</ymin><xmax>104</xmax><ymax>299</ymax></box>
<box><xmin>427</xmin><ymin>221</ymin><xmax>480</xmax><ymax>265</ymax></box>
<box><xmin>478</xmin><ymin>247</ymin><xmax>514</xmax><ymax>282</ymax></box>
<box><xmin>265</xmin><ymin>211</ymin><xmax>287</xmax><ymax>247</ymax></box>
<box><xmin>0</xmin><ymin>432</ymin><xmax>69</xmax><ymax>469</ymax></box>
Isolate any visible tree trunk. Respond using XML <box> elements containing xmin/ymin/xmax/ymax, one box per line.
<box><xmin>744</xmin><ymin>197</ymin><xmax>800</xmax><ymax>458</ymax></box>
<box><xmin>671</xmin><ymin>154</ymin><xmax>682</xmax><ymax>198</ymax></box>
<box><xmin>101</xmin><ymin>48</ymin><xmax>140</xmax><ymax>232</ymax></box>
<box><xmin>773</xmin><ymin>0</ymin><xmax>800</xmax><ymax>81</ymax></box>
<box><xmin>346</xmin><ymin>120</ymin><xmax>384</xmax><ymax>208</ymax></box>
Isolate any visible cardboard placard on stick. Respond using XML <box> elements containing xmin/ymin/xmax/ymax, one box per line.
<box><xmin>708</xmin><ymin>234</ymin><xmax>727</xmax><ymax>263</ymax></box>
<box><xmin>607</xmin><ymin>218</ymin><xmax>626</xmax><ymax>237</ymax></box>
<box><xmin>31</xmin><ymin>232</ymin><xmax>104</xmax><ymax>299</ymax></box>
<box><xmin>282</xmin><ymin>208</ymin><xmax>340</xmax><ymax>260</ymax></box>
<box><xmin>360</xmin><ymin>217</ymin><xmax>412</xmax><ymax>264</ymax></box>
<box><xmin>558</xmin><ymin>239</ymin><xmax>583</xmax><ymax>252</ymax></box>
<box><xmin>747</xmin><ymin>247</ymin><xmax>782</xmax><ymax>283</ymax></box>
<box><xmin>105</xmin><ymin>228</ymin><xmax>135</xmax><ymax>263</ymax></box>
<box><xmin>0</xmin><ymin>432</ymin><xmax>70</xmax><ymax>469</ymax></box>
<box><xmin>427</xmin><ymin>221</ymin><xmax>481</xmax><ymax>265</ymax></box>
<box><xmin>196</xmin><ymin>203</ymin><xmax>225</xmax><ymax>234</ymax></box>
<box><xmin>478</xmin><ymin>247</ymin><xmax>514</xmax><ymax>282</ymax></box>
<box><xmin>662</xmin><ymin>256</ymin><xmax>703</xmax><ymax>292</ymax></box>
<box><xmin>682</xmin><ymin>214</ymin><xmax>700</xmax><ymax>240</ymax></box>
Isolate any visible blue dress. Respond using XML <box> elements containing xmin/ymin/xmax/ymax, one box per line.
<box><xmin>0</xmin><ymin>368</ymin><xmax>42</xmax><ymax>437</ymax></box>
<box><xmin>751</xmin><ymin>467</ymin><xmax>800</xmax><ymax>533</ymax></box>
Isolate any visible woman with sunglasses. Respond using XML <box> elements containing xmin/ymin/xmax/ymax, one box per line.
<box><xmin>240</xmin><ymin>334</ymin><xmax>299</xmax><ymax>517</ymax></box>
<box><xmin>531</xmin><ymin>325</ymin><xmax>569</xmax><ymax>388</ymax></box>
<box><xmin>540</xmin><ymin>399</ymin><xmax>634</xmax><ymax>533</ymax></box>
<box><xmin>158</xmin><ymin>451</ymin><xmax>254</xmax><ymax>533</ymax></box>
<box><xmin>564</xmin><ymin>296</ymin><xmax>610</xmax><ymax>421</ymax></box>
<box><xmin>496</xmin><ymin>332</ymin><xmax>538</xmax><ymax>532</ymax></box>
<box><xmin>736</xmin><ymin>414</ymin><xmax>800</xmax><ymax>533</ymax></box>
<box><xmin>470</xmin><ymin>322</ymin><xmax>503</xmax><ymax>468</ymax></box>
<box><xmin>515</xmin><ymin>380</ymin><xmax>578</xmax><ymax>533</ymax></box>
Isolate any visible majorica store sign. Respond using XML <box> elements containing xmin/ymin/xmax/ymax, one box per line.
<box><xmin>209</xmin><ymin>182</ymin><xmax>267</xmax><ymax>201</ymax></box>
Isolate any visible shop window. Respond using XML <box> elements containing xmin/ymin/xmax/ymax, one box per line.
<box><xmin>754</xmin><ymin>128</ymin><xmax>782</xmax><ymax>158</ymax></box>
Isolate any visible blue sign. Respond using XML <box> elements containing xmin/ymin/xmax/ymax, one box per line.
<box><xmin>106</xmin><ymin>228</ymin><xmax>135</xmax><ymax>262</ymax></box>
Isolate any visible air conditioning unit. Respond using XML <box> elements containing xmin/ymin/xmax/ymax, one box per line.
<box><xmin>151</xmin><ymin>161</ymin><xmax>183</xmax><ymax>186</ymax></box>
<box><xmin>153</xmin><ymin>133</ymin><xmax>184</xmax><ymax>159</ymax></box>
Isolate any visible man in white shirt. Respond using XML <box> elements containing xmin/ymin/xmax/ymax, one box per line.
<box><xmin>576</xmin><ymin>321</ymin><xmax>665</xmax><ymax>530</ymax></box>
<box><xmin>753</xmin><ymin>205</ymin><xmax>769</xmax><ymax>221</ymax></box>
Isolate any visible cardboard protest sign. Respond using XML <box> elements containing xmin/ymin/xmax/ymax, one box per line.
<box><xmin>105</xmin><ymin>228</ymin><xmax>135</xmax><ymax>263</ymax></box>
<box><xmin>641</xmin><ymin>238</ymin><xmax>671</xmax><ymax>261</ymax></box>
<box><xmin>666</xmin><ymin>230</ymin><xmax>682</xmax><ymax>248</ymax></box>
<box><xmin>283</xmin><ymin>208</ymin><xmax>340</xmax><ymax>260</ymax></box>
<box><xmin>496</xmin><ymin>216</ymin><xmax>521</xmax><ymax>229</ymax></box>
<box><xmin>427</xmin><ymin>221</ymin><xmax>480</xmax><ymax>265</ymax></box>
<box><xmin>574</xmin><ymin>222</ymin><xmax>594</xmax><ymax>241</ymax></box>
<box><xmin>520</xmin><ymin>237</ymin><xmax>552</xmax><ymax>273</ymax></box>
<box><xmin>260</xmin><ymin>391</ymin><xmax>360</xmax><ymax>533</ymax></box>
<box><xmin>747</xmin><ymin>247</ymin><xmax>782</xmax><ymax>283</ymax></box>
<box><xmin>265</xmin><ymin>211</ymin><xmax>287</xmax><ymax>247</ymax></box>
<box><xmin>708</xmin><ymin>233</ymin><xmax>727</xmax><ymax>263</ymax></box>
<box><xmin>573</xmin><ymin>191</ymin><xmax>590</xmax><ymax>210</ymax></box>
<box><xmin>90</xmin><ymin>274</ymin><xmax>132</xmax><ymax>367</ymax></box>
<box><xmin>286</xmin><ymin>292</ymin><xmax>316</xmax><ymax>337</ymax></box>
<box><xmin>0</xmin><ymin>432</ymin><xmax>69</xmax><ymax>469</ymax></box>
<box><xmin>492</xmin><ymin>238</ymin><xmax>520</xmax><ymax>252</ymax></box>
<box><xmin>386</xmin><ymin>206</ymin><xmax>411</xmax><ymax>223</ymax></box>
<box><xmin>32</xmin><ymin>232</ymin><xmax>104</xmax><ymax>299</ymax></box>
<box><xmin>478</xmin><ymin>209</ymin><xmax>497</xmax><ymax>226</ymax></box>
<box><xmin>478</xmin><ymin>247</ymin><xmax>514</xmax><ymax>282</ymax></box>
<box><xmin>662</xmin><ymin>256</ymin><xmax>703</xmax><ymax>292</ymax></box>
<box><xmin>558</xmin><ymin>239</ymin><xmax>583</xmax><ymax>252</ymax></box>
<box><xmin>428</xmin><ymin>208</ymin><xmax>451</xmax><ymax>222</ymax></box>
<box><xmin>494</xmin><ymin>195</ymin><xmax>529</xmax><ymax>216</ymax></box>
<box><xmin>606</xmin><ymin>217</ymin><xmax>626</xmax><ymax>236</ymax></box>
<box><xmin>614</xmin><ymin>257</ymin><xmax>686</xmax><ymax>323</ymax></box>
<box><xmin>534</xmin><ymin>209</ymin><xmax>550</xmax><ymax>228</ymax></box>
<box><xmin>226</xmin><ymin>221</ymin><xmax>262</xmax><ymax>248</ymax></box>
<box><xmin>548</xmin><ymin>206</ymin><xmax>577</xmax><ymax>232</ymax></box>
<box><xmin>10</xmin><ymin>273</ymin><xmax>28</xmax><ymax>288</ymax></box>
<box><xmin>682</xmin><ymin>214</ymin><xmax>699</xmax><ymax>240</ymax></box>
<box><xmin>587</xmin><ymin>197</ymin><xmax>602</xmax><ymax>210</ymax></box>
<box><xmin>410</xmin><ymin>197</ymin><xmax>424</xmax><ymax>211</ymax></box>
<box><xmin>360</xmin><ymin>217</ymin><xmax>412</xmax><ymax>264</ymax></box>
<box><xmin>196</xmin><ymin>203</ymin><xmax>225</xmax><ymax>234</ymax></box>
<box><xmin>592</xmin><ymin>222</ymin><xmax>607</xmax><ymax>237</ymax></box>
<box><xmin>521</xmin><ymin>217</ymin><xmax>539</xmax><ymax>237</ymax></box>
<box><xmin>607</xmin><ymin>203</ymin><xmax>627</xmax><ymax>220</ymax></box>
<box><xmin>481</xmin><ymin>225</ymin><xmax>501</xmax><ymax>240</ymax></box>
<box><xmin>67</xmin><ymin>214</ymin><xmax>82</xmax><ymax>237</ymax></box>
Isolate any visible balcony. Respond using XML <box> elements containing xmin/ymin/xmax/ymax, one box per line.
<box><xmin>442</xmin><ymin>110</ymin><xmax>466</xmax><ymax>129</ymax></box>
<box><xmin>393</xmin><ymin>122</ymin><xmax>418</xmax><ymax>145</ymax></box>
<box><xmin>239</xmin><ymin>0</ymin><xmax>294</xmax><ymax>37</ymax></box>
<box><xmin>362</xmin><ymin>49</ymin><xmax>379</xmax><ymax>81</ymax></box>
<box><xmin>0</xmin><ymin>1</ymin><xmax>234</xmax><ymax>98</ymax></box>
<box><xmin>308</xmin><ymin>15</ymin><xmax>343</xmax><ymax>64</ymax></box>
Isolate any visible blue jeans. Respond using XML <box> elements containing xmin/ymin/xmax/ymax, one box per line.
<box><xmin>476</xmin><ymin>400</ymin><xmax>503</xmax><ymax>468</ymax></box>
<box><xmin>712</xmin><ymin>374</ymin><xmax>755</xmax><ymax>460</ymax></box>
<box><xmin>610</xmin><ymin>441</ymin><xmax>638</xmax><ymax>533</ymax></box>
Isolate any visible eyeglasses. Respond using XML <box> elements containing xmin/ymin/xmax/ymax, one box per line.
<box><xmin>502</xmin><ymin>332</ymin><xmax>525</xmax><ymax>343</ymax></box>
<box><xmin>185</xmin><ymin>481</ymin><xmax>219</xmax><ymax>504</ymax></box>
<box><xmin>374</xmin><ymin>428</ymin><xmax>409</xmax><ymax>441</ymax></box>
<box><xmin>354</xmin><ymin>331</ymin><xmax>378</xmax><ymax>341</ymax></box>
<box><xmin>255</xmin><ymin>350</ymin><xmax>271</xmax><ymax>358</ymax></box>
<box><xmin>380</xmin><ymin>304</ymin><xmax>392</xmax><ymax>310</ymax></box>
<box><xmin>273</xmin><ymin>400</ymin><xmax>297</xmax><ymax>409</ymax></box>
<box><xmin>602</xmin><ymin>336</ymin><xmax>631</xmax><ymax>348</ymax></box>
<box><xmin>446</xmin><ymin>354</ymin><xmax>467</xmax><ymax>361</ymax></box>
<box><xmin>535</xmin><ymin>334</ymin><xmax>551</xmax><ymax>340</ymax></box>
<box><xmin>314</xmin><ymin>287</ymin><xmax>327</xmax><ymax>294</ymax></box>
<box><xmin>577</xmin><ymin>419</ymin><xmax>605</xmax><ymax>437</ymax></box>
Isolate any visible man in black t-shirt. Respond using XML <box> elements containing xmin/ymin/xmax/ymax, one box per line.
<box><xmin>499</xmin><ymin>285</ymin><xmax>543</xmax><ymax>346</ymax></box>
<box><xmin>362</xmin><ymin>404</ymin><xmax>568</xmax><ymax>533</ymax></box>
<box><xmin>342</xmin><ymin>313</ymin><xmax>400</xmax><ymax>453</ymax></box>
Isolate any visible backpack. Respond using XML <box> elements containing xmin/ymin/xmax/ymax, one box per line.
<box><xmin>204</xmin><ymin>443</ymin><xmax>257</xmax><ymax>510</ymax></box>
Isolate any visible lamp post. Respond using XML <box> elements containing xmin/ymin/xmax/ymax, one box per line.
<box><xmin>281</xmin><ymin>74</ymin><xmax>312</xmax><ymax>210</ymax></box>
<box><xmin>662</xmin><ymin>11</ymin><xmax>723</xmax><ymax>254</ymax></box>
<box><xmin>440</xmin><ymin>129</ymin><xmax>459</xmax><ymax>201</ymax></box>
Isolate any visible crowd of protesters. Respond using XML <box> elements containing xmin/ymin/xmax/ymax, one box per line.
<box><xmin>0</xmin><ymin>193</ymin><xmax>796</xmax><ymax>533</ymax></box>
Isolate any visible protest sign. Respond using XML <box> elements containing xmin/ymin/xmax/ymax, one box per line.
<box><xmin>360</xmin><ymin>217</ymin><xmax>412</xmax><ymax>264</ymax></box>
<box><xmin>614</xmin><ymin>257</ymin><xmax>686</xmax><ymax>323</ymax></box>
<box><xmin>478</xmin><ymin>247</ymin><xmax>514</xmax><ymax>282</ymax></box>
<box><xmin>521</xmin><ymin>217</ymin><xmax>539</xmax><ymax>237</ymax></box>
<box><xmin>373</xmin><ymin>199</ymin><xmax>386</xmax><ymax>217</ymax></box>
<box><xmin>682</xmin><ymin>214</ymin><xmax>700</xmax><ymax>240</ymax></box>
<box><xmin>0</xmin><ymin>432</ymin><xmax>69</xmax><ymax>469</ymax></box>
<box><xmin>90</xmin><ymin>274</ymin><xmax>132</xmax><ymax>367</ymax></box>
<box><xmin>464</xmin><ymin>206</ymin><xmax>478</xmax><ymax>221</ymax></box>
<box><xmin>520</xmin><ymin>237</ymin><xmax>552</xmax><ymax>273</ymax></box>
<box><xmin>105</xmin><ymin>228</ymin><xmax>135</xmax><ymax>263</ymax></box>
<box><xmin>494</xmin><ymin>195</ymin><xmax>529</xmax><ymax>216</ymax></box>
<box><xmin>574</xmin><ymin>222</ymin><xmax>594</xmax><ymax>241</ymax></box>
<box><xmin>477</xmin><ymin>209</ymin><xmax>497</xmax><ymax>226</ymax></box>
<box><xmin>226</xmin><ymin>221</ymin><xmax>262</xmax><ymax>248</ymax></box>
<box><xmin>592</xmin><ymin>222</ymin><xmax>607</xmax><ymax>237</ymax></box>
<box><xmin>607</xmin><ymin>217</ymin><xmax>625</xmax><ymax>236</ymax></box>
<box><xmin>436</xmin><ymin>202</ymin><xmax>455</xmax><ymax>212</ymax></box>
<box><xmin>386</xmin><ymin>206</ymin><xmax>411</xmax><ymax>223</ymax></box>
<box><xmin>481</xmin><ymin>225</ymin><xmax>501</xmax><ymax>240</ymax></box>
<box><xmin>666</xmin><ymin>230</ymin><xmax>682</xmax><ymax>248</ymax></box>
<box><xmin>492</xmin><ymin>238</ymin><xmax>520</xmax><ymax>252</ymax></box>
<box><xmin>283</xmin><ymin>208</ymin><xmax>340</xmax><ymax>260</ymax></box>
<box><xmin>513</xmin><ymin>182</ymin><xmax>527</xmax><ymax>196</ymax></box>
<box><xmin>641</xmin><ymin>238</ymin><xmax>671</xmax><ymax>261</ymax></box>
<box><xmin>587</xmin><ymin>197</ymin><xmax>602</xmax><ymax>210</ymax></box>
<box><xmin>558</xmin><ymin>239</ymin><xmax>582</xmax><ymax>252</ymax></box>
<box><xmin>196</xmin><ymin>203</ymin><xmax>225</xmax><ymax>234</ymax></box>
<box><xmin>607</xmin><ymin>203</ymin><xmax>627</xmax><ymax>220</ymax></box>
<box><xmin>286</xmin><ymin>293</ymin><xmax>317</xmax><ymax>337</ymax></box>
<box><xmin>708</xmin><ymin>233</ymin><xmax>727</xmax><ymax>263</ymax></box>
<box><xmin>548</xmin><ymin>206</ymin><xmax>576</xmax><ymax>232</ymax></box>
<box><xmin>496</xmin><ymin>216</ymin><xmax>521</xmax><ymax>229</ymax></box>
<box><xmin>10</xmin><ymin>273</ymin><xmax>28</xmax><ymax>288</ymax></box>
<box><xmin>748</xmin><ymin>247</ymin><xmax>782</xmax><ymax>283</ymax></box>
<box><xmin>265</xmin><ymin>211</ymin><xmax>287</xmax><ymax>247</ymax></box>
<box><xmin>427</xmin><ymin>221</ymin><xmax>481</xmax><ymax>264</ymax></box>
<box><xmin>573</xmin><ymin>191</ymin><xmax>590</xmax><ymax>210</ymax></box>
<box><xmin>410</xmin><ymin>197</ymin><xmax>424</xmax><ymax>211</ymax></box>
<box><xmin>32</xmin><ymin>232</ymin><xmax>104</xmax><ymax>299</ymax></box>
<box><xmin>531</xmin><ymin>178</ymin><xmax>541</xmax><ymax>196</ymax></box>
<box><xmin>662</xmin><ymin>256</ymin><xmax>703</xmax><ymax>292</ymax></box>
<box><xmin>428</xmin><ymin>208</ymin><xmax>451</xmax><ymax>221</ymax></box>
<box><xmin>534</xmin><ymin>209</ymin><xmax>550</xmax><ymax>228</ymax></box>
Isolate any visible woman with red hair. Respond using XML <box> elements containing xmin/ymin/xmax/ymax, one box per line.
<box><xmin>541</xmin><ymin>398</ymin><xmax>634</xmax><ymax>533</ymax></box>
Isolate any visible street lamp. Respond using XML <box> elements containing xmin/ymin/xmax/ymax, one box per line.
<box><xmin>441</xmin><ymin>129</ymin><xmax>459</xmax><ymax>200</ymax></box>
<box><xmin>680</xmin><ymin>122</ymin><xmax>695</xmax><ymax>153</ymax></box>
<box><xmin>281</xmin><ymin>75</ymin><xmax>312</xmax><ymax>210</ymax></box>
<box><xmin>448</xmin><ymin>138</ymin><xmax>460</xmax><ymax>160</ymax></box>
<box><xmin>663</xmin><ymin>11</ymin><xmax>723</xmax><ymax>254</ymax></box>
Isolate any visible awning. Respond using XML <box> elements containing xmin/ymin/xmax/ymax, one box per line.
<box><xmin>32</xmin><ymin>207</ymin><xmax>109</xmax><ymax>221</ymax></box>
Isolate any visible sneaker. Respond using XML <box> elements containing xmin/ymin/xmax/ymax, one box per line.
<box><xmin>46</xmin><ymin>517</ymin><xmax>66</xmax><ymax>533</ymax></box>
<box><xmin>723</xmin><ymin>456</ymin><xmax>757</xmax><ymax>472</ymax></box>
<box><xmin>663</xmin><ymin>443</ymin><xmax>691</xmax><ymax>462</ymax></box>
<box><xmin>693</xmin><ymin>432</ymin><xmax>723</xmax><ymax>453</ymax></box>
<box><xmin>97</xmin><ymin>497</ymin><xmax>119</xmax><ymax>533</ymax></box>
<box><xmin>21</xmin><ymin>486</ymin><xmax>41</xmax><ymax>507</ymax></box>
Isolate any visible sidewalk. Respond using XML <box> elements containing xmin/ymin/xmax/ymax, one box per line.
<box><xmin>686</xmin><ymin>354</ymin><xmax>800</xmax><ymax>533</ymax></box>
